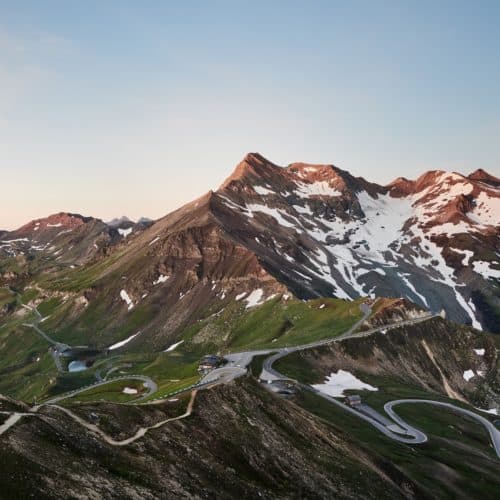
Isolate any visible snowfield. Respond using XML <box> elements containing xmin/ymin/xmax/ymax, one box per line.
<box><xmin>472</xmin><ymin>260</ymin><xmax>500</xmax><ymax>279</ymax></box>
<box><xmin>120</xmin><ymin>289</ymin><xmax>134</xmax><ymax>310</ymax></box>
<box><xmin>153</xmin><ymin>274</ymin><xmax>169</xmax><ymax>285</ymax></box>
<box><xmin>118</xmin><ymin>227</ymin><xmax>133</xmax><ymax>238</ymax></box>
<box><xmin>245</xmin><ymin>289</ymin><xmax>264</xmax><ymax>308</ymax></box>
<box><xmin>294</xmin><ymin>180</ymin><xmax>342</xmax><ymax>198</ymax></box>
<box><xmin>313</xmin><ymin>370</ymin><xmax>378</xmax><ymax>397</ymax></box>
<box><xmin>164</xmin><ymin>340</ymin><xmax>184</xmax><ymax>352</ymax></box>
<box><xmin>109</xmin><ymin>331</ymin><xmax>141</xmax><ymax>350</ymax></box>
<box><xmin>254</xmin><ymin>185</ymin><xmax>275</xmax><ymax>196</ymax></box>
<box><xmin>122</xmin><ymin>387</ymin><xmax>138</xmax><ymax>395</ymax></box>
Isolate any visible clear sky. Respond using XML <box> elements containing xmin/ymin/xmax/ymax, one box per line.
<box><xmin>1</xmin><ymin>0</ymin><xmax>499</xmax><ymax>229</ymax></box>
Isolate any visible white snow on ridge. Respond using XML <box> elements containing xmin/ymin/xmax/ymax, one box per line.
<box><xmin>120</xmin><ymin>289</ymin><xmax>134</xmax><ymax>310</ymax></box>
<box><xmin>295</xmin><ymin>181</ymin><xmax>342</xmax><ymax>198</ymax></box>
<box><xmin>246</xmin><ymin>203</ymin><xmax>298</xmax><ymax>229</ymax></box>
<box><xmin>254</xmin><ymin>185</ymin><xmax>275</xmax><ymax>196</ymax></box>
<box><xmin>148</xmin><ymin>236</ymin><xmax>160</xmax><ymax>246</ymax></box>
<box><xmin>164</xmin><ymin>340</ymin><xmax>184</xmax><ymax>352</ymax></box>
<box><xmin>245</xmin><ymin>289</ymin><xmax>264</xmax><ymax>308</ymax></box>
<box><xmin>235</xmin><ymin>292</ymin><xmax>247</xmax><ymax>301</ymax></box>
<box><xmin>451</xmin><ymin>248</ymin><xmax>473</xmax><ymax>266</ymax></box>
<box><xmin>427</xmin><ymin>221</ymin><xmax>474</xmax><ymax>236</ymax></box>
<box><xmin>153</xmin><ymin>274</ymin><xmax>169</xmax><ymax>285</ymax></box>
<box><xmin>473</xmin><ymin>260</ymin><xmax>500</xmax><ymax>279</ymax></box>
<box><xmin>468</xmin><ymin>191</ymin><xmax>500</xmax><ymax>226</ymax></box>
<box><xmin>400</xmin><ymin>275</ymin><xmax>429</xmax><ymax>308</ymax></box>
<box><xmin>218</xmin><ymin>175</ymin><xmax>496</xmax><ymax>330</ymax></box>
<box><xmin>118</xmin><ymin>227</ymin><xmax>133</xmax><ymax>238</ymax></box>
<box><xmin>313</xmin><ymin>370</ymin><xmax>378</xmax><ymax>397</ymax></box>
<box><xmin>474</xmin><ymin>348</ymin><xmax>485</xmax><ymax>356</ymax></box>
<box><xmin>463</xmin><ymin>369</ymin><xmax>475</xmax><ymax>382</ymax></box>
<box><xmin>109</xmin><ymin>331</ymin><xmax>141</xmax><ymax>350</ymax></box>
<box><xmin>409</xmin><ymin>223</ymin><xmax>482</xmax><ymax>330</ymax></box>
<box><xmin>293</xmin><ymin>204</ymin><xmax>314</xmax><ymax>216</ymax></box>
<box><xmin>47</xmin><ymin>223</ymin><xmax>63</xmax><ymax>228</ymax></box>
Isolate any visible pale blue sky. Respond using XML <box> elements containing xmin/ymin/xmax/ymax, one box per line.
<box><xmin>1</xmin><ymin>0</ymin><xmax>499</xmax><ymax>228</ymax></box>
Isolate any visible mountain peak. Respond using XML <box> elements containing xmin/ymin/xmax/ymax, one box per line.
<box><xmin>468</xmin><ymin>168</ymin><xmax>500</xmax><ymax>187</ymax></box>
<box><xmin>107</xmin><ymin>216</ymin><xmax>134</xmax><ymax>228</ymax></box>
<box><xmin>219</xmin><ymin>152</ymin><xmax>282</xmax><ymax>190</ymax></box>
<box><xmin>16</xmin><ymin>212</ymin><xmax>93</xmax><ymax>233</ymax></box>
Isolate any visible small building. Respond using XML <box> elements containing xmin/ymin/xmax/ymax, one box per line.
<box><xmin>198</xmin><ymin>354</ymin><xmax>224</xmax><ymax>373</ymax></box>
<box><xmin>345</xmin><ymin>395</ymin><xmax>362</xmax><ymax>407</ymax></box>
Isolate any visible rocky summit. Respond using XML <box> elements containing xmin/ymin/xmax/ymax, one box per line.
<box><xmin>211</xmin><ymin>153</ymin><xmax>500</xmax><ymax>331</ymax></box>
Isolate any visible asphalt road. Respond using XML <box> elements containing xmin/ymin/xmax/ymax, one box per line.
<box><xmin>302</xmin><ymin>384</ymin><xmax>428</xmax><ymax>444</ymax></box>
<box><xmin>42</xmin><ymin>375</ymin><xmax>158</xmax><ymax>405</ymax></box>
<box><xmin>21</xmin><ymin>302</ymin><xmax>71</xmax><ymax>373</ymax></box>
<box><xmin>250</xmin><ymin>308</ymin><xmax>500</xmax><ymax>456</ymax></box>
<box><xmin>385</xmin><ymin>399</ymin><xmax>500</xmax><ymax>457</ymax></box>
<box><xmin>3</xmin><ymin>300</ymin><xmax>498</xmax><ymax>457</ymax></box>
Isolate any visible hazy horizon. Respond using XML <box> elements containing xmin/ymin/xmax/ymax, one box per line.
<box><xmin>2</xmin><ymin>0</ymin><xmax>500</xmax><ymax>229</ymax></box>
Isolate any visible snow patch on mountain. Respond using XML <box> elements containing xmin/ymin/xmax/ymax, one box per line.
<box><xmin>451</xmin><ymin>248</ymin><xmax>473</xmax><ymax>266</ymax></box>
<box><xmin>120</xmin><ymin>289</ymin><xmax>134</xmax><ymax>310</ymax></box>
<box><xmin>472</xmin><ymin>260</ymin><xmax>500</xmax><ymax>279</ymax></box>
<box><xmin>400</xmin><ymin>275</ymin><xmax>429</xmax><ymax>308</ymax></box>
<box><xmin>293</xmin><ymin>204</ymin><xmax>314</xmax><ymax>216</ymax></box>
<box><xmin>254</xmin><ymin>185</ymin><xmax>275</xmax><ymax>196</ymax></box>
<box><xmin>295</xmin><ymin>181</ymin><xmax>342</xmax><ymax>198</ymax></box>
<box><xmin>467</xmin><ymin>191</ymin><xmax>500</xmax><ymax>226</ymax></box>
<box><xmin>164</xmin><ymin>340</ymin><xmax>184</xmax><ymax>352</ymax></box>
<box><xmin>245</xmin><ymin>289</ymin><xmax>264</xmax><ymax>308</ymax></box>
<box><xmin>118</xmin><ymin>227</ymin><xmax>133</xmax><ymax>238</ymax></box>
<box><xmin>313</xmin><ymin>370</ymin><xmax>378</xmax><ymax>397</ymax></box>
<box><xmin>246</xmin><ymin>203</ymin><xmax>299</xmax><ymax>229</ymax></box>
<box><xmin>153</xmin><ymin>274</ymin><xmax>169</xmax><ymax>285</ymax></box>
<box><xmin>109</xmin><ymin>331</ymin><xmax>140</xmax><ymax>350</ymax></box>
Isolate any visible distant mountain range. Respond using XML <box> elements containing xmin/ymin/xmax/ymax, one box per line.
<box><xmin>1</xmin><ymin>153</ymin><xmax>499</xmax><ymax>334</ymax></box>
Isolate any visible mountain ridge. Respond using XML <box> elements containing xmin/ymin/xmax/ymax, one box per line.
<box><xmin>1</xmin><ymin>153</ymin><xmax>499</xmax><ymax>334</ymax></box>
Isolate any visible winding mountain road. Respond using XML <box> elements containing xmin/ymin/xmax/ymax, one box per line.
<box><xmin>385</xmin><ymin>399</ymin><xmax>500</xmax><ymax>456</ymax></box>
<box><xmin>2</xmin><ymin>302</ymin><xmax>499</xmax><ymax>457</ymax></box>
<box><xmin>250</xmin><ymin>309</ymin><xmax>500</xmax><ymax>456</ymax></box>
<box><xmin>261</xmin><ymin>307</ymin><xmax>435</xmax><ymax>383</ymax></box>
<box><xmin>42</xmin><ymin>375</ymin><xmax>158</xmax><ymax>405</ymax></box>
